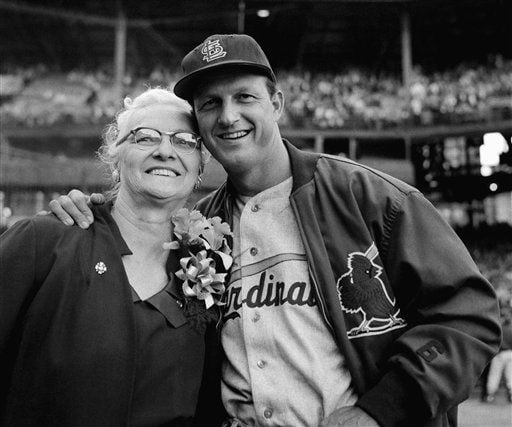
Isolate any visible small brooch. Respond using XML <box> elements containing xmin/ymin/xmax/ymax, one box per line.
<box><xmin>95</xmin><ymin>261</ymin><xmax>107</xmax><ymax>275</ymax></box>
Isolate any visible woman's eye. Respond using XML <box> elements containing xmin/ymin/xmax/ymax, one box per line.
<box><xmin>136</xmin><ymin>136</ymin><xmax>159</xmax><ymax>145</ymax></box>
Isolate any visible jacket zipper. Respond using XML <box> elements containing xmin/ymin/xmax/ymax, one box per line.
<box><xmin>308</xmin><ymin>265</ymin><xmax>334</xmax><ymax>332</ymax></box>
<box><xmin>290</xmin><ymin>198</ymin><xmax>334</xmax><ymax>332</ymax></box>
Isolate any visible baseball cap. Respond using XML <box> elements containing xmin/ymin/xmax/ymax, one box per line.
<box><xmin>174</xmin><ymin>34</ymin><xmax>277</xmax><ymax>101</ymax></box>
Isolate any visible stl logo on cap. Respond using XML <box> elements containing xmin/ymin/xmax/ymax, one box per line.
<box><xmin>201</xmin><ymin>39</ymin><xmax>227</xmax><ymax>63</ymax></box>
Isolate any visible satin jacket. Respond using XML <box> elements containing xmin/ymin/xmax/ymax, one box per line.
<box><xmin>195</xmin><ymin>140</ymin><xmax>501</xmax><ymax>427</ymax></box>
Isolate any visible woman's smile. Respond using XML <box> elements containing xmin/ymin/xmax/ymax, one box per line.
<box><xmin>145</xmin><ymin>167</ymin><xmax>180</xmax><ymax>178</ymax></box>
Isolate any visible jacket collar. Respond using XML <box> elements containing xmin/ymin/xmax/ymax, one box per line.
<box><xmin>282</xmin><ymin>139</ymin><xmax>321</xmax><ymax>193</ymax></box>
<box><xmin>93</xmin><ymin>201</ymin><xmax>180</xmax><ymax>275</ymax></box>
<box><xmin>93</xmin><ymin>201</ymin><xmax>132</xmax><ymax>256</ymax></box>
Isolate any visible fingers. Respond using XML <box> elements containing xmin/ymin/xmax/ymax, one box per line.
<box><xmin>48</xmin><ymin>198</ymin><xmax>77</xmax><ymax>227</ymax></box>
<box><xmin>68</xmin><ymin>189</ymin><xmax>94</xmax><ymax>227</ymax></box>
<box><xmin>48</xmin><ymin>190</ymin><xmax>93</xmax><ymax>229</ymax></box>
<box><xmin>90</xmin><ymin>193</ymin><xmax>106</xmax><ymax>205</ymax></box>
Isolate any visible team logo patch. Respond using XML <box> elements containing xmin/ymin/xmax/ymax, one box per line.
<box><xmin>337</xmin><ymin>243</ymin><xmax>406</xmax><ymax>339</ymax></box>
<box><xmin>201</xmin><ymin>39</ymin><xmax>227</xmax><ymax>62</ymax></box>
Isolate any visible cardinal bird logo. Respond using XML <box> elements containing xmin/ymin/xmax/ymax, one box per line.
<box><xmin>337</xmin><ymin>243</ymin><xmax>406</xmax><ymax>339</ymax></box>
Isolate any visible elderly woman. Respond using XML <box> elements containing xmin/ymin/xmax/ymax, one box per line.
<box><xmin>0</xmin><ymin>88</ymin><xmax>225</xmax><ymax>426</ymax></box>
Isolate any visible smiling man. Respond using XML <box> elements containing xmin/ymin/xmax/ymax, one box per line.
<box><xmin>190</xmin><ymin>70</ymin><xmax>289</xmax><ymax>196</ymax></box>
<box><xmin>48</xmin><ymin>34</ymin><xmax>501</xmax><ymax>427</ymax></box>
<box><xmin>173</xmin><ymin>34</ymin><xmax>501</xmax><ymax>427</ymax></box>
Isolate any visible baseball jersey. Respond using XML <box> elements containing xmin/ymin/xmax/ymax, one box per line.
<box><xmin>221</xmin><ymin>177</ymin><xmax>357</xmax><ymax>426</ymax></box>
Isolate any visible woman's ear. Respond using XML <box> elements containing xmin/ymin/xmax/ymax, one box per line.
<box><xmin>200</xmin><ymin>146</ymin><xmax>212</xmax><ymax>171</ymax></box>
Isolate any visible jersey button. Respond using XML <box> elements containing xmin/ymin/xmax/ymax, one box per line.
<box><xmin>252</xmin><ymin>312</ymin><xmax>261</xmax><ymax>322</ymax></box>
<box><xmin>257</xmin><ymin>360</ymin><xmax>267</xmax><ymax>369</ymax></box>
<box><xmin>263</xmin><ymin>408</ymin><xmax>273</xmax><ymax>419</ymax></box>
<box><xmin>250</xmin><ymin>247</ymin><xmax>258</xmax><ymax>256</ymax></box>
<box><xmin>251</xmin><ymin>204</ymin><xmax>260</xmax><ymax>212</ymax></box>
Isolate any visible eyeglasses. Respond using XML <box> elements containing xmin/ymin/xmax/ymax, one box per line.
<box><xmin>116</xmin><ymin>127</ymin><xmax>201</xmax><ymax>154</ymax></box>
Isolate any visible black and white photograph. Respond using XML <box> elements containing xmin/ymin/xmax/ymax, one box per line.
<box><xmin>1</xmin><ymin>1</ymin><xmax>511</xmax><ymax>426</ymax></box>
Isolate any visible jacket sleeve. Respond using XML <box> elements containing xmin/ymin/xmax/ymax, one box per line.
<box><xmin>355</xmin><ymin>191</ymin><xmax>502</xmax><ymax>426</ymax></box>
<box><xmin>0</xmin><ymin>219</ymin><xmax>40</xmax><ymax>405</ymax></box>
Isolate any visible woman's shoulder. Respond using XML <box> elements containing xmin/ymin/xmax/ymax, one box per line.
<box><xmin>1</xmin><ymin>204</ymin><xmax>118</xmax><ymax>259</ymax></box>
<box><xmin>28</xmin><ymin>213</ymin><xmax>79</xmax><ymax>234</ymax></box>
<box><xmin>6</xmin><ymin>213</ymin><xmax>64</xmax><ymax>235</ymax></box>
<box><xmin>32</xmin><ymin>203</ymin><xmax>113</xmax><ymax>234</ymax></box>
<box><xmin>4</xmin><ymin>213</ymin><xmax>92</xmax><ymax>248</ymax></box>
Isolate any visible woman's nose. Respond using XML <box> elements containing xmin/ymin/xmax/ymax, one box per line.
<box><xmin>152</xmin><ymin>135</ymin><xmax>177</xmax><ymax>158</ymax></box>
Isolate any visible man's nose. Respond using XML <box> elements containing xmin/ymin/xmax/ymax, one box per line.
<box><xmin>218</xmin><ymin>101</ymin><xmax>240</xmax><ymax>126</ymax></box>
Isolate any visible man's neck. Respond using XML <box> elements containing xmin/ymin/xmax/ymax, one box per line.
<box><xmin>228</xmin><ymin>139</ymin><xmax>292</xmax><ymax>197</ymax></box>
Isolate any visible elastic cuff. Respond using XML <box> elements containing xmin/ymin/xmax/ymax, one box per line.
<box><xmin>355</xmin><ymin>369</ymin><xmax>424</xmax><ymax>427</ymax></box>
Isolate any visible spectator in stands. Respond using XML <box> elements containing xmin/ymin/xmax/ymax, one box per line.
<box><xmin>0</xmin><ymin>88</ymin><xmax>225</xmax><ymax>425</ymax></box>
<box><xmin>48</xmin><ymin>34</ymin><xmax>501</xmax><ymax>427</ymax></box>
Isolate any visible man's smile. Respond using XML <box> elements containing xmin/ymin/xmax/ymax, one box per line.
<box><xmin>217</xmin><ymin>129</ymin><xmax>252</xmax><ymax>140</ymax></box>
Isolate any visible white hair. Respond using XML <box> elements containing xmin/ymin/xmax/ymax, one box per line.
<box><xmin>97</xmin><ymin>87</ymin><xmax>207</xmax><ymax>200</ymax></box>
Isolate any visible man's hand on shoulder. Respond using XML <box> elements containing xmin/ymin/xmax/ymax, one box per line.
<box><xmin>321</xmin><ymin>406</ymin><xmax>379</xmax><ymax>427</ymax></box>
<box><xmin>48</xmin><ymin>190</ymin><xmax>105</xmax><ymax>229</ymax></box>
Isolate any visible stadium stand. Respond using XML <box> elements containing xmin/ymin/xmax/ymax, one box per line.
<box><xmin>1</xmin><ymin>61</ymin><xmax>511</xmax><ymax>129</ymax></box>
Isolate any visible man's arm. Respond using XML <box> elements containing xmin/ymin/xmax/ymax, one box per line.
<box><xmin>355</xmin><ymin>191</ymin><xmax>501</xmax><ymax>426</ymax></box>
<box><xmin>47</xmin><ymin>190</ymin><xmax>105</xmax><ymax>229</ymax></box>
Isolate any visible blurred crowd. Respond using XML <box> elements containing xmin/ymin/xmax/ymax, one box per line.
<box><xmin>280</xmin><ymin>59</ymin><xmax>512</xmax><ymax>128</ymax></box>
<box><xmin>457</xmin><ymin>224</ymin><xmax>512</xmax><ymax>315</ymax></box>
<box><xmin>1</xmin><ymin>59</ymin><xmax>511</xmax><ymax>129</ymax></box>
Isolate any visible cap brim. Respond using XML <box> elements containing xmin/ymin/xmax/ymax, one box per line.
<box><xmin>173</xmin><ymin>61</ymin><xmax>276</xmax><ymax>102</ymax></box>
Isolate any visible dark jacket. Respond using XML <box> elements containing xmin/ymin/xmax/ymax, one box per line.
<box><xmin>0</xmin><ymin>203</ymin><xmax>223</xmax><ymax>426</ymax></box>
<box><xmin>195</xmin><ymin>140</ymin><xmax>502</xmax><ymax>427</ymax></box>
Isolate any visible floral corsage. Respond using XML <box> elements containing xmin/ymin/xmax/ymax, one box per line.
<box><xmin>163</xmin><ymin>208</ymin><xmax>233</xmax><ymax>331</ymax></box>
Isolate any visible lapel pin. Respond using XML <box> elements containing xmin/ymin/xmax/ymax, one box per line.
<box><xmin>95</xmin><ymin>261</ymin><xmax>107</xmax><ymax>275</ymax></box>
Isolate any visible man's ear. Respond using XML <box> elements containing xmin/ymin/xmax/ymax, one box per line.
<box><xmin>271</xmin><ymin>90</ymin><xmax>285</xmax><ymax>121</ymax></box>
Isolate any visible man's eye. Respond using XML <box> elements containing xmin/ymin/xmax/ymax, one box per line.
<box><xmin>199</xmin><ymin>99</ymin><xmax>217</xmax><ymax>110</ymax></box>
<box><xmin>239</xmin><ymin>93</ymin><xmax>255</xmax><ymax>101</ymax></box>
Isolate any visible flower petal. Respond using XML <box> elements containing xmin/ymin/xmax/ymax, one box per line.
<box><xmin>204</xmin><ymin>294</ymin><xmax>214</xmax><ymax>309</ymax></box>
<box><xmin>215</xmin><ymin>250</ymin><xmax>233</xmax><ymax>270</ymax></box>
<box><xmin>163</xmin><ymin>241</ymin><xmax>180</xmax><ymax>250</ymax></box>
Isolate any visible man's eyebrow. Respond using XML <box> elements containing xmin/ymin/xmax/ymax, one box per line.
<box><xmin>195</xmin><ymin>91</ymin><xmax>217</xmax><ymax>100</ymax></box>
<box><xmin>196</xmin><ymin>84</ymin><xmax>262</xmax><ymax>100</ymax></box>
<box><xmin>235</xmin><ymin>85</ymin><xmax>260</xmax><ymax>93</ymax></box>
